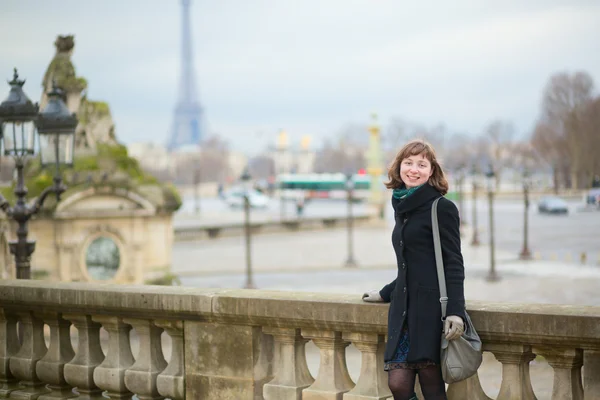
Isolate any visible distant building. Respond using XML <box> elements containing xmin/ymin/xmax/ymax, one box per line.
<box><xmin>269</xmin><ymin>130</ymin><xmax>316</xmax><ymax>175</ymax></box>
<box><xmin>127</xmin><ymin>142</ymin><xmax>172</xmax><ymax>172</ymax></box>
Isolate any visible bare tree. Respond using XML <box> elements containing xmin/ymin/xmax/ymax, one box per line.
<box><xmin>483</xmin><ymin>120</ymin><xmax>515</xmax><ymax>185</ymax></box>
<box><xmin>199</xmin><ymin>134</ymin><xmax>231</xmax><ymax>183</ymax></box>
<box><xmin>535</xmin><ymin>71</ymin><xmax>595</xmax><ymax>189</ymax></box>
<box><xmin>313</xmin><ymin>137</ymin><xmax>365</xmax><ymax>174</ymax></box>
<box><xmin>249</xmin><ymin>155</ymin><xmax>275</xmax><ymax>179</ymax></box>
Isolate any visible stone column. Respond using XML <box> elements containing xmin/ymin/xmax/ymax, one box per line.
<box><xmin>301</xmin><ymin>329</ymin><xmax>355</xmax><ymax>400</ymax></box>
<box><xmin>486</xmin><ymin>343</ymin><xmax>536</xmax><ymax>400</ymax></box>
<box><xmin>262</xmin><ymin>327</ymin><xmax>314</xmax><ymax>400</ymax></box>
<box><xmin>123</xmin><ymin>318</ymin><xmax>167</xmax><ymax>400</ymax></box>
<box><xmin>36</xmin><ymin>312</ymin><xmax>77</xmax><ymax>399</ymax></box>
<box><xmin>184</xmin><ymin>322</ymin><xmax>273</xmax><ymax>399</ymax></box>
<box><xmin>447</xmin><ymin>373</ymin><xmax>492</xmax><ymax>400</ymax></box>
<box><xmin>583</xmin><ymin>349</ymin><xmax>600</xmax><ymax>400</ymax></box>
<box><xmin>92</xmin><ymin>316</ymin><xmax>135</xmax><ymax>399</ymax></box>
<box><xmin>0</xmin><ymin>309</ymin><xmax>19</xmax><ymax>397</ymax></box>
<box><xmin>342</xmin><ymin>332</ymin><xmax>390</xmax><ymax>400</ymax></box>
<box><xmin>535</xmin><ymin>347</ymin><xmax>583</xmax><ymax>400</ymax></box>
<box><xmin>63</xmin><ymin>314</ymin><xmax>106</xmax><ymax>400</ymax></box>
<box><xmin>9</xmin><ymin>311</ymin><xmax>50</xmax><ymax>399</ymax></box>
<box><xmin>155</xmin><ymin>321</ymin><xmax>184</xmax><ymax>400</ymax></box>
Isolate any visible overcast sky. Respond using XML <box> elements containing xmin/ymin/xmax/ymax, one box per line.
<box><xmin>1</xmin><ymin>0</ymin><xmax>599</xmax><ymax>155</ymax></box>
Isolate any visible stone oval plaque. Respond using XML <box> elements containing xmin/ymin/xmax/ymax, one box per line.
<box><xmin>85</xmin><ymin>236</ymin><xmax>120</xmax><ymax>280</ymax></box>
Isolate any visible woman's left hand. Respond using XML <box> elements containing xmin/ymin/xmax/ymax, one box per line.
<box><xmin>444</xmin><ymin>315</ymin><xmax>464</xmax><ymax>340</ymax></box>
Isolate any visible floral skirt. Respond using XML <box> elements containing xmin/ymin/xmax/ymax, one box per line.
<box><xmin>384</xmin><ymin>322</ymin><xmax>436</xmax><ymax>371</ymax></box>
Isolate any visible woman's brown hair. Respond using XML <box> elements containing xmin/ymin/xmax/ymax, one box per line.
<box><xmin>385</xmin><ymin>139</ymin><xmax>449</xmax><ymax>195</ymax></box>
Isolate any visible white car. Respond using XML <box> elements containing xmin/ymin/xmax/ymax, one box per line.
<box><xmin>223</xmin><ymin>189</ymin><xmax>270</xmax><ymax>209</ymax></box>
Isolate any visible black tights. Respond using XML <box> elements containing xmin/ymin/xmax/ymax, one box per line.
<box><xmin>388</xmin><ymin>365</ymin><xmax>447</xmax><ymax>400</ymax></box>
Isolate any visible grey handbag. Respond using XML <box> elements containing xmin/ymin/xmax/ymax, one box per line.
<box><xmin>431</xmin><ymin>198</ymin><xmax>483</xmax><ymax>384</ymax></box>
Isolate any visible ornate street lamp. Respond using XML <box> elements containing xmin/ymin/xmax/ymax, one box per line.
<box><xmin>0</xmin><ymin>69</ymin><xmax>76</xmax><ymax>279</ymax></box>
<box><xmin>470</xmin><ymin>164</ymin><xmax>480</xmax><ymax>246</ymax></box>
<box><xmin>519</xmin><ymin>167</ymin><xmax>533</xmax><ymax>260</ymax></box>
<box><xmin>344</xmin><ymin>172</ymin><xmax>358</xmax><ymax>267</ymax></box>
<box><xmin>240</xmin><ymin>166</ymin><xmax>256</xmax><ymax>289</ymax></box>
<box><xmin>485</xmin><ymin>165</ymin><xmax>500</xmax><ymax>282</ymax></box>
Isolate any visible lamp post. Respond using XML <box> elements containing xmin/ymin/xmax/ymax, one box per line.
<box><xmin>0</xmin><ymin>70</ymin><xmax>76</xmax><ymax>279</ymax></box>
<box><xmin>470</xmin><ymin>166</ymin><xmax>480</xmax><ymax>246</ymax></box>
<box><xmin>193</xmin><ymin>163</ymin><xmax>200</xmax><ymax>214</ymax></box>
<box><xmin>485</xmin><ymin>166</ymin><xmax>500</xmax><ymax>282</ymax></box>
<box><xmin>519</xmin><ymin>168</ymin><xmax>533</xmax><ymax>260</ymax></box>
<box><xmin>240</xmin><ymin>166</ymin><xmax>256</xmax><ymax>289</ymax></box>
<box><xmin>456</xmin><ymin>167</ymin><xmax>466</xmax><ymax>227</ymax></box>
<box><xmin>344</xmin><ymin>172</ymin><xmax>357</xmax><ymax>267</ymax></box>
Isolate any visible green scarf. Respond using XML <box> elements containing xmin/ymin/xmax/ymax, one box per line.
<box><xmin>392</xmin><ymin>184</ymin><xmax>423</xmax><ymax>200</ymax></box>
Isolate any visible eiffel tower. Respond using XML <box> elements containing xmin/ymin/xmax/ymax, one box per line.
<box><xmin>167</xmin><ymin>0</ymin><xmax>204</xmax><ymax>151</ymax></box>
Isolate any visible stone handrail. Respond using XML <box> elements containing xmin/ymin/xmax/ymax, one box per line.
<box><xmin>173</xmin><ymin>213</ymin><xmax>377</xmax><ymax>241</ymax></box>
<box><xmin>0</xmin><ymin>280</ymin><xmax>598</xmax><ymax>399</ymax></box>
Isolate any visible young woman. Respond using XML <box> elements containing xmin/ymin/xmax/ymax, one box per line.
<box><xmin>362</xmin><ymin>140</ymin><xmax>466</xmax><ymax>400</ymax></box>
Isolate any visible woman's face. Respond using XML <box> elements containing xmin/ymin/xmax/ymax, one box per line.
<box><xmin>400</xmin><ymin>153</ymin><xmax>433</xmax><ymax>188</ymax></box>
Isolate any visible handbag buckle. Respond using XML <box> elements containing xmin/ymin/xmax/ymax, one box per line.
<box><xmin>439</xmin><ymin>296</ymin><xmax>448</xmax><ymax>303</ymax></box>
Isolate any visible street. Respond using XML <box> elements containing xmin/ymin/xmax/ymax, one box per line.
<box><xmin>175</xmin><ymin>195</ymin><xmax>600</xmax><ymax>262</ymax></box>
<box><xmin>460</xmin><ymin>197</ymin><xmax>600</xmax><ymax>260</ymax></box>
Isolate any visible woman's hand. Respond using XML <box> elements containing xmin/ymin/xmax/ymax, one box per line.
<box><xmin>362</xmin><ymin>290</ymin><xmax>384</xmax><ymax>303</ymax></box>
<box><xmin>444</xmin><ymin>315</ymin><xmax>464</xmax><ymax>340</ymax></box>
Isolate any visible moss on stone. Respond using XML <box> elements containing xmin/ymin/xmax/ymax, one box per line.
<box><xmin>1</xmin><ymin>144</ymin><xmax>181</xmax><ymax>214</ymax></box>
<box><xmin>43</xmin><ymin>54</ymin><xmax>87</xmax><ymax>92</ymax></box>
<box><xmin>77</xmin><ymin>98</ymin><xmax>111</xmax><ymax>125</ymax></box>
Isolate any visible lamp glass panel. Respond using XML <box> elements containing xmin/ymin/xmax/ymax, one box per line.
<box><xmin>2</xmin><ymin>120</ymin><xmax>35</xmax><ymax>157</ymax></box>
<box><xmin>39</xmin><ymin>133</ymin><xmax>74</xmax><ymax>166</ymax></box>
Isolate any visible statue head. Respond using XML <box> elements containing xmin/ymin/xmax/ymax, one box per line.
<box><xmin>54</xmin><ymin>35</ymin><xmax>75</xmax><ymax>54</ymax></box>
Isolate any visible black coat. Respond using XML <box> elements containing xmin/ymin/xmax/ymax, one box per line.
<box><xmin>379</xmin><ymin>183</ymin><xmax>466</xmax><ymax>363</ymax></box>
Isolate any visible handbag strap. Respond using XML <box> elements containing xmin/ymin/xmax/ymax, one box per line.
<box><xmin>431</xmin><ymin>197</ymin><xmax>448</xmax><ymax>319</ymax></box>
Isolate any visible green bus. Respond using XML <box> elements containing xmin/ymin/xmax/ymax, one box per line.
<box><xmin>277</xmin><ymin>173</ymin><xmax>373</xmax><ymax>200</ymax></box>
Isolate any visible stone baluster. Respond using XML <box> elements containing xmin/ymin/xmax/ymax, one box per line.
<box><xmin>262</xmin><ymin>327</ymin><xmax>314</xmax><ymax>400</ymax></box>
<box><xmin>92</xmin><ymin>316</ymin><xmax>135</xmax><ymax>399</ymax></box>
<box><xmin>184</xmin><ymin>322</ymin><xmax>273</xmax><ymax>399</ymax></box>
<box><xmin>583</xmin><ymin>349</ymin><xmax>600</xmax><ymax>400</ymax></box>
<box><xmin>35</xmin><ymin>312</ymin><xmax>77</xmax><ymax>399</ymax></box>
<box><xmin>342</xmin><ymin>332</ymin><xmax>390</xmax><ymax>400</ymax></box>
<box><xmin>447</xmin><ymin>373</ymin><xmax>492</xmax><ymax>400</ymax></box>
<box><xmin>63</xmin><ymin>314</ymin><xmax>106</xmax><ymax>400</ymax></box>
<box><xmin>485</xmin><ymin>343</ymin><xmax>537</xmax><ymax>400</ymax></box>
<box><xmin>534</xmin><ymin>347</ymin><xmax>583</xmax><ymax>400</ymax></box>
<box><xmin>301</xmin><ymin>329</ymin><xmax>355</xmax><ymax>400</ymax></box>
<box><xmin>123</xmin><ymin>318</ymin><xmax>167</xmax><ymax>400</ymax></box>
<box><xmin>0</xmin><ymin>309</ymin><xmax>20</xmax><ymax>397</ymax></box>
<box><xmin>155</xmin><ymin>321</ymin><xmax>184</xmax><ymax>400</ymax></box>
<box><xmin>9</xmin><ymin>311</ymin><xmax>50</xmax><ymax>399</ymax></box>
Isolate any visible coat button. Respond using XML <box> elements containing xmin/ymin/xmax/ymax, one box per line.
<box><xmin>402</xmin><ymin>311</ymin><xmax>406</xmax><ymax>316</ymax></box>
<box><xmin>403</xmin><ymin>287</ymin><xmax>406</xmax><ymax>293</ymax></box>
<box><xmin>402</xmin><ymin>262</ymin><xmax>406</xmax><ymax>269</ymax></box>
<box><xmin>400</xmin><ymin>240</ymin><xmax>404</xmax><ymax>247</ymax></box>
<box><xmin>403</xmin><ymin>217</ymin><xmax>408</xmax><ymax>223</ymax></box>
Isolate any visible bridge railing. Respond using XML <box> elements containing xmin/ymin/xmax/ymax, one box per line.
<box><xmin>0</xmin><ymin>280</ymin><xmax>598</xmax><ymax>399</ymax></box>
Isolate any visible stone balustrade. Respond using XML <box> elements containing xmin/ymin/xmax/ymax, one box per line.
<box><xmin>173</xmin><ymin>214</ymin><xmax>376</xmax><ymax>241</ymax></box>
<box><xmin>0</xmin><ymin>280</ymin><xmax>598</xmax><ymax>399</ymax></box>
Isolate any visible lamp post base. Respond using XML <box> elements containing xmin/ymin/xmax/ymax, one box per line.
<box><xmin>9</xmin><ymin>240</ymin><xmax>36</xmax><ymax>280</ymax></box>
<box><xmin>244</xmin><ymin>280</ymin><xmax>256</xmax><ymax>289</ymax></box>
<box><xmin>344</xmin><ymin>257</ymin><xmax>358</xmax><ymax>268</ymax></box>
<box><xmin>486</xmin><ymin>271</ymin><xmax>501</xmax><ymax>282</ymax></box>
<box><xmin>519</xmin><ymin>249</ymin><xmax>533</xmax><ymax>260</ymax></box>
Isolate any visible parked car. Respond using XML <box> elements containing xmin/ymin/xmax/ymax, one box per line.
<box><xmin>538</xmin><ymin>196</ymin><xmax>569</xmax><ymax>214</ymax></box>
<box><xmin>223</xmin><ymin>189</ymin><xmax>270</xmax><ymax>209</ymax></box>
<box><xmin>585</xmin><ymin>188</ymin><xmax>600</xmax><ymax>207</ymax></box>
